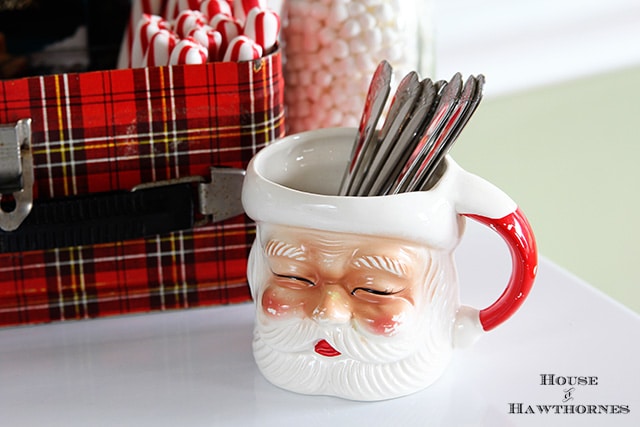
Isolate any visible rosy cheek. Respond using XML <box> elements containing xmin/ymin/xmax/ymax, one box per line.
<box><xmin>261</xmin><ymin>284</ymin><xmax>306</xmax><ymax>319</ymax></box>
<box><xmin>356</xmin><ymin>300</ymin><xmax>414</xmax><ymax>337</ymax></box>
<box><xmin>367</xmin><ymin>314</ymin><xmax>403</xmax><ymax>336</ymax></box>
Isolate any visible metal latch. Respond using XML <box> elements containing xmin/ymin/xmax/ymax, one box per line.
<box><xmin>196</xmin><ymin>167</ymin><xmax>246</xmax><ymax>225</ymax></box>
<box><xmin>0</xmin><ymin>119</ymin><xmax>33</xmax><ymax>232</ymax></box>
<box><xmin>132</xmin><ymin>167</ymin><xmax>246</xmax><ymax>226</ymax></box>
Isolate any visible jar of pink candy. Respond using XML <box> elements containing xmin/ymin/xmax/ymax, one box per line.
<box><xmin>283</xmin><ymin>0</ymin><xmax>434</xmax><ymax>133</ymax></box>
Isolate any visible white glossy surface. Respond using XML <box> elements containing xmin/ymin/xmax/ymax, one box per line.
<box><xmin>1</xmin><ymin>221</ymin><xmax>638</xmax><ymax>426</ymax></box>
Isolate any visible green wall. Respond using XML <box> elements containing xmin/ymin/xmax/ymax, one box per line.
<box><xmin>451</xmin><ymin>66</ymin><xmax>640</xmax><ymax>313</ymax></box>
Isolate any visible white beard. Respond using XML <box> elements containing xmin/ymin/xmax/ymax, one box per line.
<box><xmin>253</xmin><ymin>314</ymin><xmax>453</xmax><ymax>401</ymax></box>
<box><xmin>249</xmin><ymin>239</ymin><xmax>460</xmax><ymax>401</ymax></box>
<box><xmin>253</xmin><ymin>286</ymin><xmax>458</xmax><ymax>400</ymax></box>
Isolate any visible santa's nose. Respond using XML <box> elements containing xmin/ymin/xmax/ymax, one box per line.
<box><xmin>311</xmin><ymin>285</ymin><xmax>352</xmax><ymax>324</ymax></box>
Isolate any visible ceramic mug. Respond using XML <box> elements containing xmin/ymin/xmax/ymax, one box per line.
<box><xmin>241</xmin><ymin>127</ymin><xmax>537</xmax><ymax>401</ymax></box>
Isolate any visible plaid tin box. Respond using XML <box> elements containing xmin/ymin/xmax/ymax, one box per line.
<box><xmin>0</xmin><ymin>51</ymin><xmax>284</xmax><ymax>327</ymax></box>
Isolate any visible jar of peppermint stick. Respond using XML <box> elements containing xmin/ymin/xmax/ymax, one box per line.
<box><xmin>283</xmin><ymin>0</ymin><xmax>434</xmax><ymax>133</ymax></box>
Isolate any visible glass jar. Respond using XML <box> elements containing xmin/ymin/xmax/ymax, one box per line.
<box><xmin>282</xmin><ymin>0</ymin><xmax>434</xmax><ymax>133</ymax></box>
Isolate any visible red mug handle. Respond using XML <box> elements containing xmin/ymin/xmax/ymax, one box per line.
<box><xmin>463</xmin><ymin>207</ymin><xmax>538</xmax><ymax>331</ymax></box>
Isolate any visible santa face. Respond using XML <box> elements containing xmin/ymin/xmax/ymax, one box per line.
<box><xmin>249</xmin><ymin>224</ymin><xmax>457</xmax><ymax>401</ymax></box>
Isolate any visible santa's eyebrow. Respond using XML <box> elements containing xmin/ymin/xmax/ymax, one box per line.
<box><xmin>353</xmin><ymin>255</ymin><xmax>408</xmax><ymax>277</ymax></box>
<box><xmin>264</xmin><ymin>239</ymin><xmax>307</xmax><ymax>261</ymax></box>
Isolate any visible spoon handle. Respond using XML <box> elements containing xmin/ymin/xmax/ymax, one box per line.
<box><xmin>338</xmin><ymin>60</ymin><xmax>392</xmax><ymax>196</ymax></box>
<box><xmin>366</xmin><ymin>78</ymin><xmax>437</xmax><ymax>196</ymax></box>
<box><xmin>418</xmin><ymin>75</ymin><xmax>485</xmax><ymax>191</ymax></box>
<box><xmin>388</xmin><ymin>73</ymin><xmax>463</xmax><ymax>194</ymax></box>
<box><xmin>405</xmin><ymin>74</ymin><xmax>478</xmax><ymax>192</ymax></box>
<box><xmin>355</xmin><ymin>71</ymin><xmax>422</xmax><ymax>196</ymax></box>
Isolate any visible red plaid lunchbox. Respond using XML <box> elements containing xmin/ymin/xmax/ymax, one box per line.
<box><xmin>0</xmin><ymin>51</ymin><xmax>284</xmax><ymax>327</ymax></box>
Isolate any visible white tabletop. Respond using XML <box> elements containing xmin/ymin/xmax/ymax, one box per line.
<box><xmin>1</xmin><ymin>220</ymin><xmax>638</xmax><ymax>427</ymax></box>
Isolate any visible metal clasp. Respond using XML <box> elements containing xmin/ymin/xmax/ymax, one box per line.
<box><xmin>0</xmin><ymin>119</ymin><xmax>33</xmax><ymax>231</ymax></box>
<box><xmin>196</xmin><ymin>167</ymin><xmax>245</xmax><ymax>225</ymax></box>
<box><xmin>132</xmin><ymin>167</ymin><xmax>246</xmax><ymax>226</ymax></box>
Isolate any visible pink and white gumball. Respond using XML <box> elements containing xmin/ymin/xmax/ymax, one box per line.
<box><xmin>144</xmin><ymin>28</ymin><xmax>178</xmax><ymax>66</ymax></box>
<box><xmin>188</xmin><ymin>26</ymin><xmax>223</xmax><ymax>62</ymax></box>
<box><xmin>200</xmin><ymin>0</ymin><xmax>232</xmax><ymax>18</ymax></box>
<box><xmin>131</xmin><ymin>14</ymin><xmax>171</xmax><ymax>68</ymax></box>
<box><xmin>174</xmin><ymin>10</ymin><xmax>207</xmax><ymax>38</ymax></box>
<box><xmin>169</xmin><ymin>37</ymin><xmax>209</xmax><ymax>65</ymax></box>
<box><xmin>233</xmin><ymin>0</ymin><xmax>266</xmax><ymax>23</ymax></box>
<box><xmin>243</xmin><ymin>7</ymin><xmax>280</xmax><ymax>52</ymax></box>
<box><xmin>223</xmin><ymin>35</ymin><xmax>263</xmax><ymax>62</ymax></box>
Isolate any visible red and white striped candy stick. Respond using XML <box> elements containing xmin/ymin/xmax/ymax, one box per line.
<box><xmin>174</xmin><ymin>9</ymin><xmax>206</xmax><ymax>38</ymax></box>
<box><xmin>169</xmin><ymin>37</ymin><xmax>209</xmax><ymax>65</ymax></box>
<box><xmin>178</xmin><ymin>0</ymin><xmax>203</xmax><ymax>11</ymax></box>
<box><xmin>200</xmin><ymin>0</ymin><xmax>232</xmax><ymax>18</ymax></box>
<box><xmin>209</xmin><ymin>13</ymin><xmax>243</xmax><ymax>54</ymax></box>
<box><xmin>118</xmin><ymin>0</ymin><xmax>165</xmax><ymax>68</ymax></box>
<box><xmin>188</xmin><ymin>26</ymin><xmax>223</xmax><ymax>62</ymax></box>
<box><xmin>243</xmin><ymin>7</ymin><xmax>280</xmax><ymax>53</ymax></box>
<box><xmin>166</xmin><ymin>1</ymin><xmax>208</xmax><ymax>21</ymax></box>
<box><xmin>223</xmin><ymin>35</ymin><xmax>263</xmax><ymax>62</ymax></box>
<box><xmin>131</xmin><ymin>14</ymin><xmax>171</xmax><ymax>68</ymax></box>
<box><xmin>163</xmin><ymin>0</ymin><xmax>180</xmax><ymax>21</ymax></box>
<box><xmin>144</xmin><ymin>28</ymin><xmax>178</xmax><ymax>67</ymax></box>
<box><xmin>233</xmin><ymin>0</ymin><xmax>266</xmax><ymax>24</ymax></box>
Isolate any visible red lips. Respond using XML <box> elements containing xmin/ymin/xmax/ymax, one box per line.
<box><xmin>314</xmin><ymin>339</ymin><xmax>341</xmax><ymax>357</ymax></box>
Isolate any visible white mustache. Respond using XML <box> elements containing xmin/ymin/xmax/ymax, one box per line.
<box><xmin>256</xmin><ymin>312</ymin><xmax>421</xmax><ymax>364</ymax></box>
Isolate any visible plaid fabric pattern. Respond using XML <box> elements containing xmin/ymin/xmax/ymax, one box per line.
<box><xmin>0</xmin><ymin>51</ymin><xmax>284</xmax><ymax>326</ymax></box>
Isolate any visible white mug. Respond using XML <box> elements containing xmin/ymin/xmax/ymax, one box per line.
<box><xmin>242</xmin><ymin>127</ymin><xmax>537</xmax><ymax>401</ymax></box>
